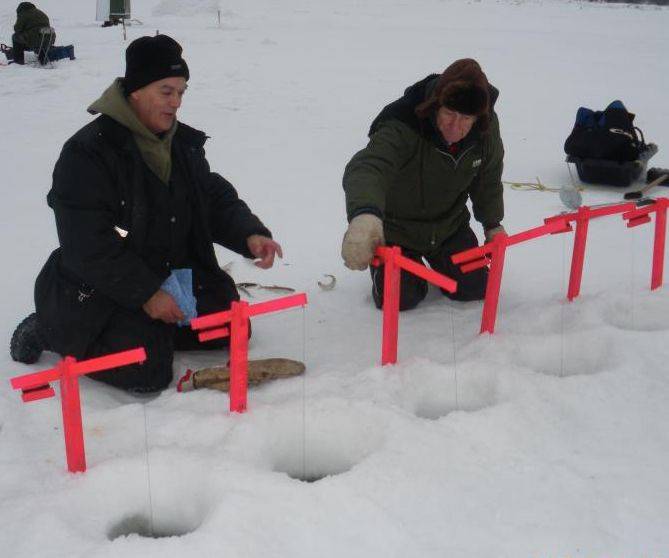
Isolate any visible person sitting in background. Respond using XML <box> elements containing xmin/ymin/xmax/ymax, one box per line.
<box><xmin>9</xmin><ymin>2</ymin><xmax>55</xmax><ymax>65</ymax></box>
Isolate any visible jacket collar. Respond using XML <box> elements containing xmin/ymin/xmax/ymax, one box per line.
<box><xmin>96</xmin><ymin>114</ymin><xmax>208</xmax><ymax>151</ymax></box>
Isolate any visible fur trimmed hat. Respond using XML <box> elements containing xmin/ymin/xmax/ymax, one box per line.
<box><xmin>416</xmin><ymin>58</ymin><xmax>491</xmax><ymax>131</ymax></box>
<box><xmin>123</xmin><ymin>35</ymin><xmax>189</xmax><ymax>95</ymax></box>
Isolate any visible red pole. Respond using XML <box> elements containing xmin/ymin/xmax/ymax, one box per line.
<box><xmin>651</xmin><ymin>200</ymin><xmax>668</xmax><ymax>290</ymax></box>
<box><xmin>567</xmin><ymin>207</ymin><xmax>590</xmax><ymax>301</ymax></box>
<box><xmin>229</xmin><ymin>301</ymin><xmax>249</xmax><ymax>413</ymax></box>
<box><xmin>381</xmin><ymin>246</ymin><xmax>401</xmax><ymax>365</ymax></box>
<box><xmin>480</xmin><ymin>233</ymin><xmax>508</xmax><ymax>334</ymax></box>
<box><xmin>59</xmin><ymin>357</ymin><xmax>86</xmax><ymax>473</ymax></box>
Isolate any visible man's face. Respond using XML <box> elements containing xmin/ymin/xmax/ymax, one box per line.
<box><xmin>436</xmin><ymin>107</ymin><xmax>476</xmax><ymax>144</ymax></box>
<box><xmin>129</xmin><ymin>76</ymin><xmax>188</xmax><ymax>134</ymax></box>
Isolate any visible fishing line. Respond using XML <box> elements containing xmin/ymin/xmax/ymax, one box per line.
<box><xmin>560</xmin><ymin>228</ymin><xmax>567</xmax><ymax>378</ymax></box>
<box><xmin>142</xmin><ymin>401</ymin><xmax>156</xmax><ymax>537</ymax></box>
<box><xmin>300</xmin><ymin>306</ymin><xmax>307</xmax><ymax>481</ymax></box>
<box><xmin>448</xmin><ymin>304</ymin><xmax>459</xmax><ymax>410</ymax></box>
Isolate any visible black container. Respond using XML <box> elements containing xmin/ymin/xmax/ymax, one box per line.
<box><xmin>566</xmin><ymin>143</ymin><xmax>658</xmax><ymax>187</ymax></box>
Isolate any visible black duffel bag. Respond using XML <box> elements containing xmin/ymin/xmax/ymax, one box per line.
<box><xmin>564</xmin><ymin>100</ymin><xmax>646</xmax><ymax>163</ymax></box>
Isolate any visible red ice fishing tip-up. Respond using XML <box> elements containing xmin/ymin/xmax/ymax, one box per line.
<box><xmin>10</xmin><ymin>347</ymin><xmax>147</xmax><ymax>473</ymax></box>
<box><xmin>191</xmin><ymin>293</ymin><xmax>308</xmax><ymax>413</ymax></box>
<box><xmin>372</xmin><ymin>246</ymin><xmax>458</xmax><ymax>365</ymax></box>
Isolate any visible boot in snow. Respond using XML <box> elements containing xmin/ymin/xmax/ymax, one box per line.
<box><xmin>10</xmin><ymin>313</ymin><xmax>48</xmax><ymax>364</ymax></box>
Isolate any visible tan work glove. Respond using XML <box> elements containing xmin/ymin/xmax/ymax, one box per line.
<box><xmin>484</xmin><ymin>224</ymin><xmax>506</xmax><ymax>243</ymax></box>
<box><xmin>341</xmin><ymin>214</ymin><xmax>385</xmax><ymax>270</ymax></box>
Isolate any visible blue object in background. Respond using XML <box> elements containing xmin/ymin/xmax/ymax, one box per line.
<box><xmin>160</xmin><ymin>268</ymin><xmax>197</xmax><ymax>326</ymax></box>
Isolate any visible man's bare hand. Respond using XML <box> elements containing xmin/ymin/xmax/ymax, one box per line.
<box><xmin>142</xmin><ymin>289</ymin><xmax>185</xmax><ymax>323</ymax></box>
<box><xmin>247</xmin><ymin>235</ymin><xmax>283</xmax><ymax>269</ymax></box>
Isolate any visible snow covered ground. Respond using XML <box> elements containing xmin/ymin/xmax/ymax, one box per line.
<box><xmin>1</xmin><ymin>0</ymin><xmax>669</xmax><ymax>555</ymax></box>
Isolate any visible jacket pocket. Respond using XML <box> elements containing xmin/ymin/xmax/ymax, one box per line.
<box><xmin>35</xmin><ymin>249</ymin><xmax>116</xmax><ymax>358</ymax></box>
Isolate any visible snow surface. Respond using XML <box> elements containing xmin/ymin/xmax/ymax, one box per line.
<box><xmin>1</xmin><ymin>0</ymin><xmax>669</xmax><ymax>556</ymax></box>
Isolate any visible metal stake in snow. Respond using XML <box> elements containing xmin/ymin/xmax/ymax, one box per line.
<box><xmin>9</xmin><ymin>348</ymin><xmax>147</xmax><ymax>473</ymax></box>
<box><xmin>371</xmin><ymin>246</ymin><xmax>457</xmax><ymax>365</ymax></box>
<box><xmin>452</xmin><ymin>221</ymin><xmax>567</xmax><ymax>334</ymax></box>
<box><xmin>190</xmin><ymin>293</ymin><xmax>308</xmax><ymax>413</ymax></box>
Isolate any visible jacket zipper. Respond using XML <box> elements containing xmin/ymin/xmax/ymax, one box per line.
<box><xmin>436</xmin><ymin>144</ymin><xmax>475</xmax><ymax>168</ymax></box>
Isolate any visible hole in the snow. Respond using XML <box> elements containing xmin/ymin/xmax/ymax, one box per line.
<box><xmin>412</xmin><ymin>366</ymin><xmax>497</xmax><ymax>420</ymax></box>
<box><xmin>107</xmin><ymin>513</ymin><xmax>200</xmax><ymax>540</ymax></box>
<box><xmin>291</xmin><ymin>471</ymin><xmax>330</xmax><ymax>483</ymax></box>
<box><xmin>269</xmin><ymin>411</ymin><xmax>384</xmax><ymax>483</ymax></box>
<box><xmin>602</xmin><ymin>294</ymin><xmax>669</xmax><ymax>332</ymax></box>
<box><xmin>515</xmin><ymin>332</ymin><xmax>613</xmax><ymax>377</ymax></box>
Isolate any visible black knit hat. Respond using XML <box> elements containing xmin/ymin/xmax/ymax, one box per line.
<box><xmin>123</xmin><ymin>35</ymin><xmax>190</xmax><ymax>95</ymax></box>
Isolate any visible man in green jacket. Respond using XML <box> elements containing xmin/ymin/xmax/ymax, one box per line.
<box><xmin>341</xmin><ymin>58</ymin><xmax>506</xmax><ymax>310</ymax></box>
<box><xmin>11</xmin><ymin>2</ymin><xmax>55</xmax><ymax>65</ymax></box>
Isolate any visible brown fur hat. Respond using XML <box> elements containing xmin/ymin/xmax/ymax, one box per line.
<box><xmin>416</xmin><ymin>58</ymin><xmax>491</xmax><ymax>132</ymax></box>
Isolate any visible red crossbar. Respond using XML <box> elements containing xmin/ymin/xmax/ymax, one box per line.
<box><xmin>197</xmin><ymin>327</ymin><xmax>230</xmax><ymax>342</ymax></box>
<box><xmin>11</xmin><ymin>367</ymin><xmax>62</xmax><ymax>391</ymax></box>
<box><xmin>69</xmin><ymin>348</ymin><xmax>147</xmax><ymax>376</ymax></box>
<box><xmin>453</xmin><ymin>222</ymin><xmax>565</xmax><ymax>270</ymax></box>
<box><xmin>191</xmin><ymin>293</ymin><xmax>307</xmax><ymax>332</ymax></box>
<box><xmin>506</xmin><ymin>220</ymin><xmax>569</xmax><ymax>247</ymax></box>
<box><xmin>395</xmin><ymin>253</ymin><xmax>457</xmax><ymax>293</ymax></box>
<box><xmin>556</xmin><ymin>202</ymin><xmax>635</xmax><ymax>223</ymax></box>
<box><xmin>247</xmin><ymin>293</ymin><xmax>308</xmax><ymax>317</ymax></box>
<box><xmin>20</xmin><ymin>384</ymin><xmax>55</xmax><ymax>403</ymax></box>
<box><xmin>191</xmin><ymin>309</ymin><xmax>232</xmax><ymax>331</ymax></box>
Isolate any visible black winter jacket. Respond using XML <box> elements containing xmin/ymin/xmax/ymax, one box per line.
<box><xmin>35</xmin><ymin>115</ymin><xmax>271</xmax><ymax>357</ymax></box>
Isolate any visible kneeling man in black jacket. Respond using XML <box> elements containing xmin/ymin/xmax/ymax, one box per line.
<box><xmin>10</xmin><ymin>35</ymin><xmax>282</xmax><ymax>393</ymax></box>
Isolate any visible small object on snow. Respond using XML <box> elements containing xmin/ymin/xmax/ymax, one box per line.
<box><xmin>176</xmin><ymin>369</ymin><xmax>194</xmax><ymax>392</ymax></box>
<box><xmin>235</xmin><ymin>282</ymin><xmax>295</xmax><ymax>296</ymax></box>
<box><xmin>560</xmin><ymin>165</ymin><xmax>583</xmax><ymax>209</ymax></box>
<box><xmin>624</xmin><ymin>172</ymin><xmax>669</xmax><ymax>200</ymax></box>
<box><xmin>647</xmin><ymin>167</ymin><xmax>669</xmax><ymax>186</ymax></box>
<box><xmin>559</xmin><ymin>184</ymin><xmax>583</xmax><ymax>210</ymax></box>
<box><xmin>262</xmin><ymin>284</ymin><xmax>295</xmax><ymax>293</ymax></box>
<box><xmin>177</xmin><ymin>358</ymin><xmax>305</xmax><ymax>393</ymax></box>
<box><xmin>505</xmin><ymin>176</ymin><xmax>559</xmax><ymax>193</ymax></box>
<box><xmin>236</xmin><ymin>282</ymin><xmax>257</xmax><ymax>298</ymax></box>
<box><xmin>317</xmin><ymin>274</ymin><xmax>336</xmax><ymax>291</ymax></box>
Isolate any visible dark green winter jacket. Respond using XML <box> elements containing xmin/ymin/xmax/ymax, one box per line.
<box><xmin>343</xmin><ymin>75</ymin><xmax>504</xmax><ymax>255</ymax></box>
<box><xmin>14</xmin><ymin>2</ymin><xmax>53</xmax><ymax>50</ymax></box>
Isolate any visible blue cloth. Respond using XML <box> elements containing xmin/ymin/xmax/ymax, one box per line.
<box><xmin>160</xmin><ymin>268</ymin><xmax>197</xmax><ymax>326</ymax></box>
<box><xmin>47</xmin><ymin>45</ymin><xmax>75</xmax><ymax>61</ymax></box>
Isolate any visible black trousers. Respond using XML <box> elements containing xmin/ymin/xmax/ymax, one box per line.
<box><xmin>11</xmin><ymin>31</ymin><xmax>55</xmax><ymax>65</ymax></box>
<box><xmin>11</xmin><ymin>33</ymin><xmax>27</xmax><ymax>65</ymax></box>
<box><xmin>370</xmin><ymin>224</ymin><xmax>488</xmax><ymax>311</ymax></box>
<box><xmin>86</xmin><ymin>277</ymin><xmax>239</xmax><ymax>392</ymax></box>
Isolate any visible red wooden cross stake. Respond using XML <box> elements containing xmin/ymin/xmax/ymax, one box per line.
<box><xmin>452</xmin><ymin>221</ymin><xmax>568</xmax><ymax>334</ymax></box>
<box><xmin>9</xmin><ymin>347</ymin><xmax>147</xmax><ymax>473</ymax></box>
<box><xmin>190</xmin><ymin>293</ymin><xmax>308</xmax><ymax>413</ymax></box>
<box><xmin>371</xmin><ymin>246</ymin><xmax>457</xmax><ymax>365</ymax></box>
<box><xmin>544</xmin><ymin>201</ymin><xmax>639</xmax><ymax>301</ymax></box>
<box><xmin>621</xmin><ymin>197</ymin><xmax>669</xmax><ymax>290</ymax></box>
